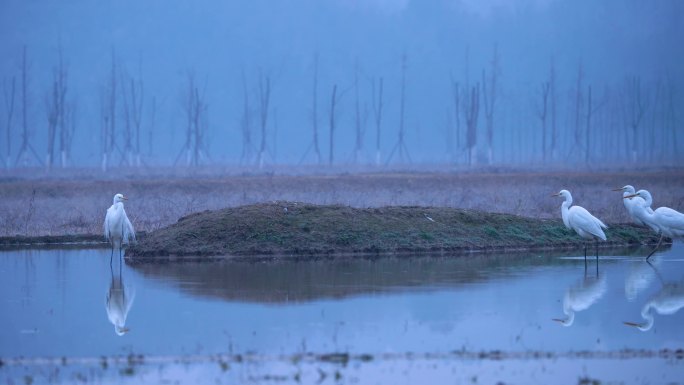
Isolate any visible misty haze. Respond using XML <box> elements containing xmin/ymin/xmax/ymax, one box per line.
<box><xmin>1</xmin><ymin>1</ymin><xmax>683</xmax><ymax>384</ymax></box>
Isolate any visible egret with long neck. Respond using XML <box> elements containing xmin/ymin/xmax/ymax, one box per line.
<box><xmin>612</xmin><ymin>185</ymin><xmax>653</xmax><ymax>227</ymax></box>
<box><xmin>552</xmin><ymin>189</ymin><xmax>607</xmax><ymax>261</ymax></box>
<box><xmin>104</xmin><ymin>193</ymin><xmax>136</xmax><ymax>264</ymax></box>
<box><xmin>624</xmin><ymin>189</ymin><xmax>684</xmax><ymax>259</ymax></box>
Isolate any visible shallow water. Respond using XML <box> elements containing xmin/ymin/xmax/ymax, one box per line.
<box><xmin>1</xmin><ymin>244</ymin><xmax>683</xmax><ymax>384</ymax></box>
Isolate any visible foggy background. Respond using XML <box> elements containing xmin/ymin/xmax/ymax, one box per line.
<box><xmin>1</xmin><ymin>0</ymin><xmax>682</xmax><ymax>170</ymax></box>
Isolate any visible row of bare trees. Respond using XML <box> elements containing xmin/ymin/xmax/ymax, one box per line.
<box><xmin>1</xmin><ymin>46</ymin><xmax>681</xmax><ymax>170</ymax></box>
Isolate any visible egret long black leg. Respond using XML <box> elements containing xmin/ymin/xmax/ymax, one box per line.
<box><xmin>647</xmin><ymin>234</ymin><xmax>664</xmax><ymax>260</ymax></box>
<box><xmin>110</xmin><ymin>244</ymin><xmax>114</xmax><ymax>266</ymax></box>
<box><xmin>595</xmin><ymin>239</ymin><xmax>599</xmax><ymax>261</ymax></box>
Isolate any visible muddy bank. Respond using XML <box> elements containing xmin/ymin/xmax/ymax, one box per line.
<box><xmin>127</xmin><ymin>202</ymin><xmax>662</xmax><ymax>259</ymax></box>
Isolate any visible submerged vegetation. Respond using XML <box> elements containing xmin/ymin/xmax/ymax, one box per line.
<box><xmin>128</xmin><ymin>202</ymin><xmax>661</xmax><ymax>259</ymax></box>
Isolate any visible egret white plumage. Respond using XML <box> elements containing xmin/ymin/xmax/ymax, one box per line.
<box><xmin>104</xmin><ymin>193</ymin><xmax>136</xmax><ymax>263</ymax></box>
<box><xmin>624</xmin><ymin>189</ymin><xmax>684</xmax><ymax>259</ymax></box>
<box><xmin>612</xmin><ymin>185</ymin><xmax>653</xmax><ymax>227</ymax></box>
<box><xmin>552</xmin><ymin>189</ymin><xmax>608</xmax><ymax>260</ymax></box>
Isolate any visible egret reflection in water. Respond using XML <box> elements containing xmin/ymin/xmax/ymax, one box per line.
<box><xmin>624</xmin><ymin>259</ymin><xmax>661</xmax><ymax>301</ymax></box>
<box><xmin>553</xmin><ymin>260</ymin><xmax>607</xmax><ymax>327</ymax></box>
<box><xmin>624</xmin><ymin>262</ymin><xmax>684</xmax><ymax>332</ymax></box>
<box><xmin>105</xmin><ymin>261</ymin><xmax>135</xmax><ymax>336</ymax></box>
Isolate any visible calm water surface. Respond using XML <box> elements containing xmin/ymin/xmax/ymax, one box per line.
<box><xmin>1</xmin><ymin>243</ymin><xmax>683</xmax><ymax>384</ymax></box>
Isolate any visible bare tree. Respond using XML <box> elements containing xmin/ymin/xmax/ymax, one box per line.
<box><xmin>299</xmin><ymin>54</ymin><xmax>322</xmax><ymax>165</ymax></box>
<box><xmin>120</xmin><ymin>67</ymin><xmax>143</xmax><ymax>167</ymax></box>
<box><xmin>101</xmin><ymin>50</ymin><xmax>118</xmax><ymax>172</ymax></box>
<box><xmin>386</xmin><ymin>53</ymin><xmax>411</xmax><ymax>165</ymax></box>
<box><xmin>371</xmin><ymin>76</ymin><xmax>383</xmax><ymax>166</ymax></box>
<box><xmin>664</xmin><ymin>80</ymin><xmax>677</xmax><ymax>163</ymax></box>
<box><xmin>328</xmin><ymin>84</ymin><xmax>338</xmax><ymax>166</ymax></box>
<box><xmin>584</xmin><ymin>85</ymin><xmax>604</xmax><ymax>164</ymax></box>
<box><xmin>3</xmin><ymin>76</ymin><xmax>16</xmax><ymax>169</ymax></box>
<box><xmin>481</xmin><ymin>45</ymin><xmax>499</xmax><ymax>165</ymax></box>
<box><xmin>257</xmin><ymin>71</ymin><xmax>271</xmax><ymax>168</ymax></box>
<box><xmin>15</xmin><ymin>46</ymin><xmax>43</xmax><ymax>167</ymax></box>
<box><xmin>352</xmin><ymin>61</ymin><xmax>367</xmax><ymax>164</ymax></box>
<box><xmin>450</xmin><ymin>78</ymin><xmax>461</xmax><ymax>163</ymax></box>
<box><xmin>45</xmin><ymin>77</ymin><xmax>58</xmax><ymax>170</ymax></box>
<box><xmin>174</xmin><ymin>72</ymin><xmax>208</xmax><ymax>167</ymax></box>
<box><xmin>625</xmin><ymin>76</ymin><xmax>646</xmax><ymax>163</ymax></box>
<box><xmin>549</xmin><ymin>58</ymin><xmax>558</xmax><ymax>161</ymax></box>
<box><xmin>464</xmin><ymin>83</ymin><xmax>480</xmax><ymax>166</ymax></box>
<box><xmin>239</xmin><ymin>71</ymin><xmax>253</xmax><ymax>165</ymax></box>
<box><xmin>569</xmin><ymin>63</ymin><xmax>584</xmax><ymax>159</ymax></box>
<box><xmin>536</xmin><ymin>81</ymin><xmax>550</xmax><ymax>162</ymax></box>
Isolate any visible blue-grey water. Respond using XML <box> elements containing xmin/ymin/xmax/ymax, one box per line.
<box><xmin>1</xmin><ymin>244</ymin><xmax>683</xmax><ymax>384</ymax></box>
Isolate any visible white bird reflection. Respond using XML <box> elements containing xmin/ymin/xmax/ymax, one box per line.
<box><xmin>624</xmin><ymin>263</ymin><xmax>684</xmax><ymax>332</ymax></box>
<box><xmin>624</xmin><ymin>259</ymin><xmax>661</xmax><ymax>301</ymax></box>
<box><xmin>105</xmin><ymin>262</ymin><xmax>135</xmax><ymax>336</ymax></box>
<box><xmin>553</xmin><ymin>262</ymin><xmax>607</xmax><ymax>327</ymax></box>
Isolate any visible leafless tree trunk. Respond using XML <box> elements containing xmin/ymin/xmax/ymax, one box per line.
<box><xmin>650</xmin><ymin>79</ymin><xmax>662</xmax><ymax>163</ymax></box>
<box><xmin>2</xmin><ymin>76</ymin><xmax>15</xmax><ymax>169</ymax></box>
<box><xmin>464</xmin><ymin>83</ymin><xmax>480</xmax><ymax>166</ymax></box>
<box><xmin>549</xmin><ymin>58</ymin><xmax>558</xmax><ymax>161</ymax></box>
<box><xmin>665</xmin><ymin>81</ymin><xmax>677</xmax><ymax>163</ymax></box>
<box><xmin>481</xmin><ymin>45</ymin><xmax>499</xmax><ymax>164</ymax></box>
<box><xmin>328</xmin><ymin>84</ymin><xmax>337</xmax><ymax>166</ymax></box>
<box><xmin>536</xmin><ymin>81</ymin><xmax>550</xmax><ymax>162</ymax></box>
<box><xmin>101</xmin><ymin>50</ymin><xmax>117</xmax><ymax>172</ymax></box>
<box><xmin>15</xmin><ymin>46</ymin><xmax>42</xmax><ymax>167</ymax></box>
<box><xmin>371</xmin><ymin>77</ymin><xmax>383</xmax><ymax>166</ymax></box>
<box><xmin>147</xmin><ymin>96</ymin><xmax>156</xmax><ymax>157</ymax></box>
<box><xmin>119</xmin><ymin>66</ymin><xmax>143</xmax><ymax>167</ymax></box>
<box><xmin>257</xmin><ymin>72</ymin><xmax>270</xmax><ymax>168</ymax></box>
<box><xmin>353</xmin><ymin>61</ymin><xmax>366</xmax><ymax>164</ymax></box>
<box><xmin>570</xmin><ymin>63</ymin><xmax>583</xmax><ymax>159</ymax></box>
<box><xmin>174</xmin><ymin>73</ymin><xmax>208</xmax><ymax>167</ymax></box>
<box><xmin>45</xmin><ymin>79</ymin><xmax>58</xmax><ymax>170</ymax></box>
<box><xmin>386</xmin><ymin>53</ymin><xmax>411</xmax><ymax>165</ymax></box>
<box><xmin>584</xmin><ymin>85</ymin><xmax>604</xmax><ymax>164</ymax></box>
<box><xmin>239</xmin><ymin>71</ymin><xmax>253</xmax><ymax>165</ymax></box>
<box><xmin>312</xmin><ymin>55</ymin><xmax>321</xmax><ymax>164</ymax></box>
<box><xmin>625</xmin><ymin>76</ymin><xmax>646</xmax><ymax>163</ymax></box>
<box><xmin>450</xmin><ymin>79</ymin><xmax>461</xmax><ymax>163</ymax></box>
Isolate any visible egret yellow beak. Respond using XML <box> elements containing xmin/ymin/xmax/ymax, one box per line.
<box><xmin>122</xmin><ymin>196</ymin><xmax>128</xmax><ymax>201</ymax></box>
<box><xmin>623</xmin><ymin>321</ymin><xmax>641</xmax><ymax>328</ymax></box>
<box><xmin>551</xmin><ymin>193</ymin><xmax>560</xmax><ymax>197</ymax></box>
<box><xmin>623</xmin><ymin>193</ymin><xmax>639</xmax><ymax>199</ymax></box>
<box><xmin>551</xmin><ymin>318</ymin><xmax>564</xmax><ymax>323</ymax></box>
<box><xmin>611</xmin><ymin>187</ymin><xmax>624</xmax><ymax>191</ymax></box>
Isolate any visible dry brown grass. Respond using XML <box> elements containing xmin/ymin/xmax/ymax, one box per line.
<box><xmin>1</xmin><ymin>168</ymin><xmax>683</xmax><ymax>236</ymax></box>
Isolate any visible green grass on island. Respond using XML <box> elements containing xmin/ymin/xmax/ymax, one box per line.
<box><xmin>127</xmin><ymin>202</ymin><xmax>662</xmax><ymax>259</ymax></box>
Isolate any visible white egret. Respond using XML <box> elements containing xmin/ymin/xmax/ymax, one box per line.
<box><xmin>612</xmin><ymin>185</ymin><xmax>653</xmax><ymax>226</ymax></box>
<box><xmin>106</xmin><ymin>264</ymin><xmax>135</xmax><ymax>336</ymax></box>
<box><xmin>552</xmin><ymin>189</ymin><xmax>608</xmax><ymax>260</ymax></box>
<box><xmin>553</xmin><ymin>273</ymin><xmax>607</xmax><ymax>327</ymax></box>
<box><xmin>624</xmin><ymin>190</ymin><xmax>684</xmax><ymax>259</ymax></box>
<box><xmin>104</xmin><ymin>193</ymin><xmax>136</xmax><ymax>263</ymax></box>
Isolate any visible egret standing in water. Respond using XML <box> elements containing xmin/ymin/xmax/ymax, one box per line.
<box><xmin>552</xmin><ymin>189</ymin><xmax>607</xmax><ymax>261</ymax></box>
<box><xmin>612</xmin><ymin>185</ymin><xmax>653</xmax><ymax>226</ymax></box>
<box><xmin>104</xmin><ymin>193</ymin><xmax>136</xmax><ymax>264</ymax></box>
<box><xmin>624</xmin><ymin>190</ymin><xmax>684</xmax><ymax>259</ymax></box>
